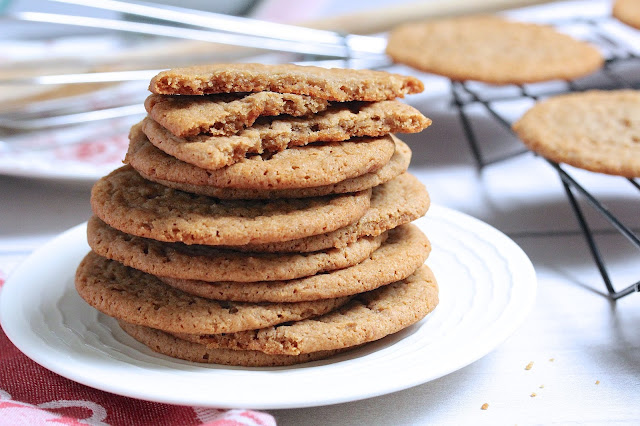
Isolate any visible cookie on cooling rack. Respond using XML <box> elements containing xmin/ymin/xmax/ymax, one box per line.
<box><xmin>513</xmin><ymin>90</ymin><xmax>640</xmax><ymax>177</ymax></box>
<box><xmin>386</xmin><ymin>15</ymin><xmax>603</xmax><ymax>84</ymax></box>
<box><xmin>613</xmin><ymin>0</ymin><xmax>640</xmax><ymax>29</ymax></box>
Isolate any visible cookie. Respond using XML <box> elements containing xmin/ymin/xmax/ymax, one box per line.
<box><xmin>145</xmin><ymin>92</ymin><xmax>329</xmax><ymax>138</ymax></box>
<box><xmin>513</xmin><ymin>90</ymin><xmax>640</xmax><ymax>178</ymax></box>
<box><xmin>149</xmin><ymin>63</ymin><xmax>424</xmax><ymax>101</ymax></box>
<box><xmin>76</xmin><ymin>252</ymin><xmax>350</xmax><ymax>334</ymax></box>
<box><xmin>136</xmin><ymin>135</ymin><xmax>411</xmax><ymax>200</ymax></box>
<box><xmin>130</xmin><ymin>133</ymin><xmax>411</xmax><ymax>199</ymax></box>
<box><xmin>118</xmin><ymin>264</ymin><xmax>437</xmax><ymax>365</ymax></box>
<box><xmin>125</xmin><ymin>122</ymin><xmax>397</xmax><ymax>193</ymax></box>
<box><xmin>614</xmin><ymin>0</ymin><xmax>640</xmax><ymax>29</ymax></box>
<box><xmin>229</xmin><ymin>172</ymin><xmax>429</xmax><ymax>253</ymax></box>
<box><xmin>159</xmin><ymin>224</ymin><xmax>430</xmax><ymax>303</ymax></box>
<box><xmin>90</xmin><ymin>166</ymin><xmax>371</xmax><ymax>246</ymax></box>
<box><xmin>174</xmin><ymin>265</ymin><xmax>438</xmax><ymax>356</ymax></box>
<box><xmin>118</xmin><ymin>320</ymin><xmax>351</xmax><ymax>367</ymax></box>
<box><xmin>140</xmin><ymin>101</ymin><xmax>430</xmax><ymax>170</ymax></box>
<box><xmin>87</xmin><ymin>215</ymin><xmax>386</xmax><ymax>283</ymax></box>
<box><xmin>386</xmin><ymin>15</ymin><xmax>603</xmax><ymax>84</ymax></box>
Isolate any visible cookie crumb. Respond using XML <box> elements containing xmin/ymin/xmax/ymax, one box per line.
<box><xmin>481</xmin><ymin>403</ymin><xmax>489</xmax><ymax>410</ymax></box>
<box><xmin>525</xmin><ymin>361</ymin><xmax>534</xmax><ymax>370</ymax></box>
<box><xmin>549</xmin><ymin>358</ymin><xmax>555</xmax><ymax>362</ymax></box>
<box><xmin>530</xmin><ymin>393</ymin><xmax>537</xmax><ymax>397</ymax></box>
<box><xmin>595</xmin><ymin>380</ymin><xmax>600</xmax><ymax>385</ymax></box>
<box><xmin>539</xmin><ymin>385</ymin><xmax>545</xmax><ymax>389</ymax></box>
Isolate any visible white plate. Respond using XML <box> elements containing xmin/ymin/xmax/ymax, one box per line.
<box><xmin>0</xmin><ymin>205</ymin><xmax>536</xmax><ymax>409</ymax></box>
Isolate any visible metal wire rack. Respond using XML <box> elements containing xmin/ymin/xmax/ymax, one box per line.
<box><xmin>449</xmin><ymin>14</ymin><xmax>640</xmax><ymax>300</ymax></box>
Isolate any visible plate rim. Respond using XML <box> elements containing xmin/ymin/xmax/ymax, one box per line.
<box><xmin>0</xmin><ymin>205</ymin><xmax>537</xmax><ymax>409</ymax></box>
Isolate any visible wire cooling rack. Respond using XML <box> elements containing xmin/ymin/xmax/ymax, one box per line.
<box><xmin>448</xmin><ymin>14</ymin><xmax>639</xmax><ymax>299</ymax></box>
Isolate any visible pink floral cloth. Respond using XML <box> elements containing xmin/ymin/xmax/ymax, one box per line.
<box><xmin>0</xmin><ymin>277</ymin><xmax>276</xmax><ymax>426</ymax></box>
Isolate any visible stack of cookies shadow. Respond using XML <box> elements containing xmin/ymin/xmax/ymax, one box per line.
<box><xmin>75</xmin><ymin>63</ymin><xmax>439</xmax><ymax>367</ymax></box>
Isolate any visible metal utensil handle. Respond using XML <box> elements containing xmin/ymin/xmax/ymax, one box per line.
<box><xmin>10</xmin><ymin>12</ymin><xmax>367</xmax><ymax>58</ymax></box>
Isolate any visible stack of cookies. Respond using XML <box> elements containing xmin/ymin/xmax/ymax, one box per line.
<box><xmin>75</xmin><ymin>63</ymin><xmax>439</xmax><ymax>367</ymax></box>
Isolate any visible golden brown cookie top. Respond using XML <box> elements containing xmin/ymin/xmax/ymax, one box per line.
<box><xmin>386</xmin><ymin>15</ymin><xmax>603</xmax><ymax>84</ymax></box>
<box><xmin>513</xmin><ymin>90</ymin><xmax>640</xmax><ymax>178</ymax></box>
<box><xmin>613</xmin><ymin>0</ymin><xmax>640</xmax><ymax>29</ymax></box>
<box><xmin>149</xmin><ymin>63</ymin><xmax>424</xmax><ymax>100</ymax></box>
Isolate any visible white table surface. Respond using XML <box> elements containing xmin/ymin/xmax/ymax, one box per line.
<box><xmin>1</xmin><ymin>0</ymin><xmax>639</xmax><ymax>424</ymax></box>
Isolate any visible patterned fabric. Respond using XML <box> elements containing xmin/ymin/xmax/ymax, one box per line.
<box><xmin>0</xmin><ymin>273</ymin><xmax>275</xmax><ymax>426</ymax></box>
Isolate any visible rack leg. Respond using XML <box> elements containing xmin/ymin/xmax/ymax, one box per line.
<box><xmin>450</xmin><ymin>82</ymin><xmax>485</xmax><ymax>169</ymax></box>
<box><xmin>557</xmin><ymin>168</ymin><xmax>640</xmax><ymax>300</ymax></box>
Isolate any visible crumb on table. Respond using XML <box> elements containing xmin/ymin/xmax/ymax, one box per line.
<box><xmin>595</xmin><ymin>380</ymin><xmax>600</xmax><ymax>385</ymax></box>
<box><xmin>530</xmin><ymin>393</ymin><xmax>537</xmax><ymax>397</ymax></box>
<box><xmin>525</xmin><ymin>361</ymin><xmax>534</xmax><ymax>370</ymax></box>
<box><xmin>481</xmin><ymin>403</ymin><xmax>489</xmax><ymax>410</ymax></box>
<box><xmin>539</xmin><ymin>384</ymin><xmax>545</xmax><ymax>389</ymax></box>
<box><xmin>549</xmin><ymin>358</ymin><xmax>555</xmax><ymax>362</ymax></box>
